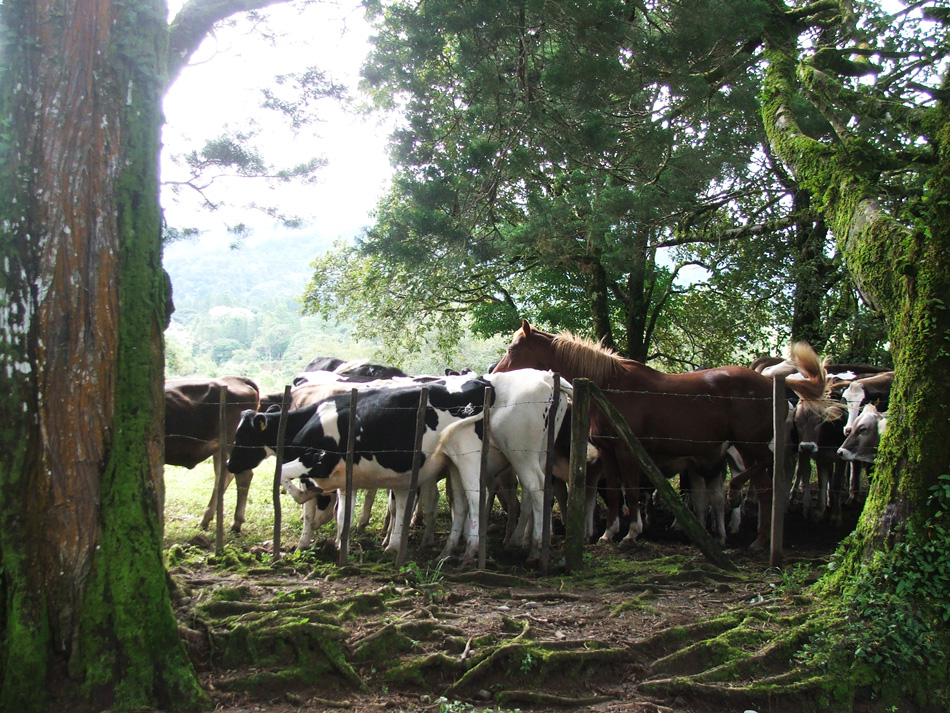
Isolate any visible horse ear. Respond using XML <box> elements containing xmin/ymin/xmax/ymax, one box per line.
<box><xmin>521</xmin><ymin>318</ymin><xmax>532</xmax><ymax>335</ymax></box>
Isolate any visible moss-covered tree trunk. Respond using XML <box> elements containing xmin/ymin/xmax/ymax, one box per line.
<box><xmin>0</xmin><ymin>0</ymin><xmax>208</xmax><ymax>709</ymax></box>
<box><xmin>761</xmin><ymin>6</ymin><xmax>950</xmax><ymax>700</ymax></box>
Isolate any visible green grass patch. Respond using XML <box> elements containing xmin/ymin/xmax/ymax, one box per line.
<box><xmin>162</xmin><ymin>461</ymin><xmax>386</xmax><ymax>551</ymax></box>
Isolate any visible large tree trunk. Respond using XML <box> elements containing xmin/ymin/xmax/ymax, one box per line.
<box><xmin>761</xmin><ymin>8</ymin><xmax>950</xmax><ymax>589</ymax></box>
<box><xmin>0</xmin><ymin>0</ymin><xmax>206</xmax><ymax>709</ymax></box>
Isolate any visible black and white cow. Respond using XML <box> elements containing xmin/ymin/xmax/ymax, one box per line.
<box><xmin>228</xmin><ymin>369</ymin><xmax>570</xmax><ymax>564</ymax></box>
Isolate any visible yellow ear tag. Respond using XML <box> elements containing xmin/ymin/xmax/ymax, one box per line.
<box><xmin>258</xmin><ymin>420</ymin><xmax>266</xmax><ymax>431</ymax></box>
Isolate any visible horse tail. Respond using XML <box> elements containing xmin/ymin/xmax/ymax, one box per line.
<box><xmin>788</xmin><ymin>342</ymin><xmax>843</xmax><ymax>419</ymax></box>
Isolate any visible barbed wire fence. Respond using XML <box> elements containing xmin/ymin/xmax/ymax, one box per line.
<box><xmin>170</xmin><ymin>374</ymin><xmax>811</xmax><ymax>571</ymax></box>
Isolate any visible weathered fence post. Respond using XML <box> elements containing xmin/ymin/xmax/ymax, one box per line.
<box><xmin>271</xmin><ymin>385</ymin><xmax>292</xmax><ymax>562</ymax></box>
<box><xmin>477</xmin><ymin>385</ymin><xmax>493</xmax><ymax>570</ymax></box>
<box><xmin>564</xmin><ymin>378</ymin><xmax>591</xmax><ymax>572</ymax></box>
<box><xmin>215</xmin><ymin>384</ymin><xmax>227</xmax><ymax>556</ymax></box>
<box><xmin>770</xmin><ymin>374</ymin><xmax>788</xmax><ymax>567</ymax></box>
<box><xmin>339</xmin><ymin>388</ymin><xmax>358</xmax><ymax>566</ymax></box>
<box><xmin>540</xmin><ymin>373</ymin><xmax>560</xmax><ymax>574</ymax></box>
<box><xmin>396</xmin><ymin>387</ymin><xmax>429</xmax><ymax>568</ymax></box>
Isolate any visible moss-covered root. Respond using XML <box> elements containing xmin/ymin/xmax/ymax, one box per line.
<box><xmin>636</xmin><ymin>604</ymin><xmax>856</xmax><ymax>712</ymax></box>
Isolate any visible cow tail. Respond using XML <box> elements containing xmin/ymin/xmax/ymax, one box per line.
<box><xmin>789</xmin><ymin>342</ymin><xmax>843</xmax><ymax>419</ymax></box>
<box><xmin>430</xmin><ymin>413</ymin><xmax>488</xmax><ymax>459</ymax></box>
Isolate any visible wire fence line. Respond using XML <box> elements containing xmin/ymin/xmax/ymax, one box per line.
<box><xmin>178</xmin><ymin>377</ymin><xmax>779</xmax><ymax>572</ymax></box>
<box><xmin>165</xmin><ymin>377</ymin><xmax>804</xmax><ymax>508</ymax></box>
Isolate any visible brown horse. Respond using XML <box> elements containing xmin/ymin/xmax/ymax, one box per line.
<box><xmin>492</xmin><ymin>319</ymin><xmax>834</xmax><ymax>552</ymax></box>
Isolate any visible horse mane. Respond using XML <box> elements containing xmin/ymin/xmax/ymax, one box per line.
<box><xmin>551</xmin><ymin>331</ymin><xmax>627</xmax><ymax>384</ymax></box>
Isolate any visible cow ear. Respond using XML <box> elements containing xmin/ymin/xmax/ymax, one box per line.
<box><xmin>521</xmin><ymin>318</ymin><xmax>531</xmax><ymax>335</ymax></box>
<box><xmin>253</xmin><ymin>413</ymin><xmax>267</xmax><ymax>431</ymax></box>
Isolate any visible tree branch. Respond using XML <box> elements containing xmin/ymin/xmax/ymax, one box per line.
<box><xmin>167</xmin><ymin>0</ymin><xmax>291</xmax><ymax>85</ymax></box>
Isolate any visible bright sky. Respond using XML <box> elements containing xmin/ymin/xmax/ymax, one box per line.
<box><xmin>161</xmin><ymin>0</ymin><xmax>394</xmax><ymax>242</ymax></box>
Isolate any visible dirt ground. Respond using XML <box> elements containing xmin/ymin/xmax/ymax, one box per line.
<box><xmin>170</xmin><ymin>500</ymin><xmax>861</xmax><ymax>713</ymax></box>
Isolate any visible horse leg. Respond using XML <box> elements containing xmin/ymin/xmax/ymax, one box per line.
<box><xmin>597</xmin><ymin>448</ymin><xmax>623</xmax><ymax>543</ymax></box>
<box><xmin>617</xmin><ymin>452</ymin><xmax>643</xmax><ymax>546</ymax></box>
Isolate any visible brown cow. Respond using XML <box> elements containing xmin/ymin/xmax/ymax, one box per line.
<box><xmin>164</xmin><ymin>376</ymin><xmax>260</xmax><ymax>532</ymax></box>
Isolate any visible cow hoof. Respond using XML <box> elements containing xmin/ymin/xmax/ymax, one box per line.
<box><xmin>748</xmin><ymin>538</ymin><xmax>768</xmax><ymax>554</ymax></box>
<box><xmin>618</xmin><ymin>537</ymin><xmax>638</xmax><ymax>551</ymax></box>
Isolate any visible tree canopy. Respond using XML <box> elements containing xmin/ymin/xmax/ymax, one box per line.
<box><xmin>302</xmin><ymin>0</ymin><xmax>938</xmax><ymax>369</ymax></box>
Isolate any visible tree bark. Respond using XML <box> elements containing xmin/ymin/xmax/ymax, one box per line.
<box><xmin>760</xmin><ymin>4</ymin><xmax>950</xmax><ymax>576</ymax></box>
<box><xmin>0</xmin><ymin>0</ymin><xmax>206</xmax><ymax>708</ymax></box>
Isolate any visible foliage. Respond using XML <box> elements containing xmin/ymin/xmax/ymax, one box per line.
<box><xmin>305</xmin><ymin>0</ymin><xmax>818</xmax><ymax>364</ymax></box>
<box><xmin>294</xmin><ymin>0</ymin><xmax>900</xmax><ymax>367</ymax></box>
<box><xmin>831</xmin><ymin>474</ymin><xmax>950</xmax><ymax>706</ymax></box>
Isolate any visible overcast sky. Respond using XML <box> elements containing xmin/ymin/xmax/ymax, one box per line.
<box><xmin>161</xmin><ymin>0</ymin><xmax>394</xmax><ymax>243</ymax></box>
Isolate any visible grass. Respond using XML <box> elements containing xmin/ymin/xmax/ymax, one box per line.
<box><xmin>163</xmin><ymin>460</ymin><xmax>384</xmax><ymax>551</ymax></box>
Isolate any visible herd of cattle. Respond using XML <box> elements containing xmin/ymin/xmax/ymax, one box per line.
<box><xmin>163</xmin><ymin>326</ymin><xmax>892</xmax><ymax>565</ymax></box>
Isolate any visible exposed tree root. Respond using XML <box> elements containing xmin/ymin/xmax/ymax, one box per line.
<box><xmin>171</xmin><ymin>538</ymin><xmax>864</xmax><ymax>712</ymax></box>
<box><xmin>495</xmin><ymin>690</ymin><xmax>614</xmax><ymax>706</ymax></box>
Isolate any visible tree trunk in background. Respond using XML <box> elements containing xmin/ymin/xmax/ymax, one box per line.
<box><xmin>584</xmin><ymin>255</ymin><xmax>616</xmax><ymax>352</ymax></box>
<box><xmin>788</xmin><ymin>191</ymin><xmax>835</xmax><ymax>352</ymax></box>
<box><xmin>0</xmin><ymin>0</ymin><xmax>206</xmax><ymax>709</ymax></box>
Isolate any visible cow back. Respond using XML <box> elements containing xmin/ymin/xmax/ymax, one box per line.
<box><xmin>165</xmin><ymin>376</ymin><xmax>260</xmax><ymax>468</ymax></box>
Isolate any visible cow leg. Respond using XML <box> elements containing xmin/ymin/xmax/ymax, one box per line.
<box><xmin>333</xmin><ymin>489</ymin><xmax>359</xmax><ymax>551</ymax></box>
<box><xmin>845</xmin><ymin>462</ymin><xmax>862</xmax><ymax>506</ymax></box>
<box><xmin>383</xmin><ymin>489</ymin><xmax>410</xmax><ymax>556</ymax></box>
<box><xmin>356</xmin><ymin>488</ymin><xmax>376</xmax><ymax>532</ymax></box>
<box><xmin>381</xmin><ymin>491</ymin><xmax>394</xmax><ymax>549</ymax></box>
<box><xmin>829</xmin><ymin>459</ymin><xmax>846</xmax><ymax>527</ymax></box>
<box><xmin>439</xmin><ymin>468</ymin><xmax>469</xmax><ymax>561</ymax></box>
<box><xmin>795</xmin><ymin>452</ymin><xmax>813</xmax><ymax>518</ymax></box>
<box><xmin>418</xmin><ymin>479</ymin><xmax>440</xmax><ymax>548</ymax></box>
<box><xmin>230</xmin><ymin>469</ymin><xmax>253</xmax><ymax>532</ymax></box>
<box><xmin>813</xmin><ymin>457</ymin><xmax>830</xmax><ymax>522</ymax></box>
<box><xmin>201</xmin><ymin>455</ymin><xmax>235</xmax><ymax>530</ymax></box>
<box><xmin>731</xmin><ymin>460</ymin><xmax>771</xmax><ymax>552</ymax></box>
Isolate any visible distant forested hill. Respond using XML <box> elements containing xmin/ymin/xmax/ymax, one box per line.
<box><xmin>163</xmin><ymin>228</ymin><xmax>341</xmax><ymax>314</ymax></box>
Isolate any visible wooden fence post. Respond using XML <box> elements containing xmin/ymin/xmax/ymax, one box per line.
<box><xmin>396</xmin><ymin>387</ymin><xmax>428</xmax><ymax>568</ymax></box>
<box><xmin>215</xmin><ymin>384</ymin><xmax>227</xmax><ymax>556</ymax></box>
<box><xmin>271</xmin><ymin>385</ymin><xmax>292</xmax><ymax>562</ymax></box>
<box><xmin>477</xmin><ymin>386</ymin><xmax>493</xmax><ymax>570</ymax></box>
<box><xmin>564</xmin><ymin>378</ymin><xmax>591</xmax><ymax>572</ymax></box>
<box><xmin>540</xmin><ymin>373</ymin><xmax>560</xmax><ymax>574</ymax></box>
<box><xmin>770</xmin><ymin>374</ymin><xmax>788</xmax><ymax>568</ymax></box>
<box><xmin>339</xmin><ymin>388</ymin><xmax>358</xmax><ymax>566</ymax></box>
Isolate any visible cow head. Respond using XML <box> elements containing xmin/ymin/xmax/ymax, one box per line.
<box><xmin>227</xmin><ymin>409</ymin><xmax>273</xmax><ymax>473</ymax></box>
<box><xmin>837</xmin><ymin>403</ymin><xmax>887</xmax><ymax>463</ymax></box>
